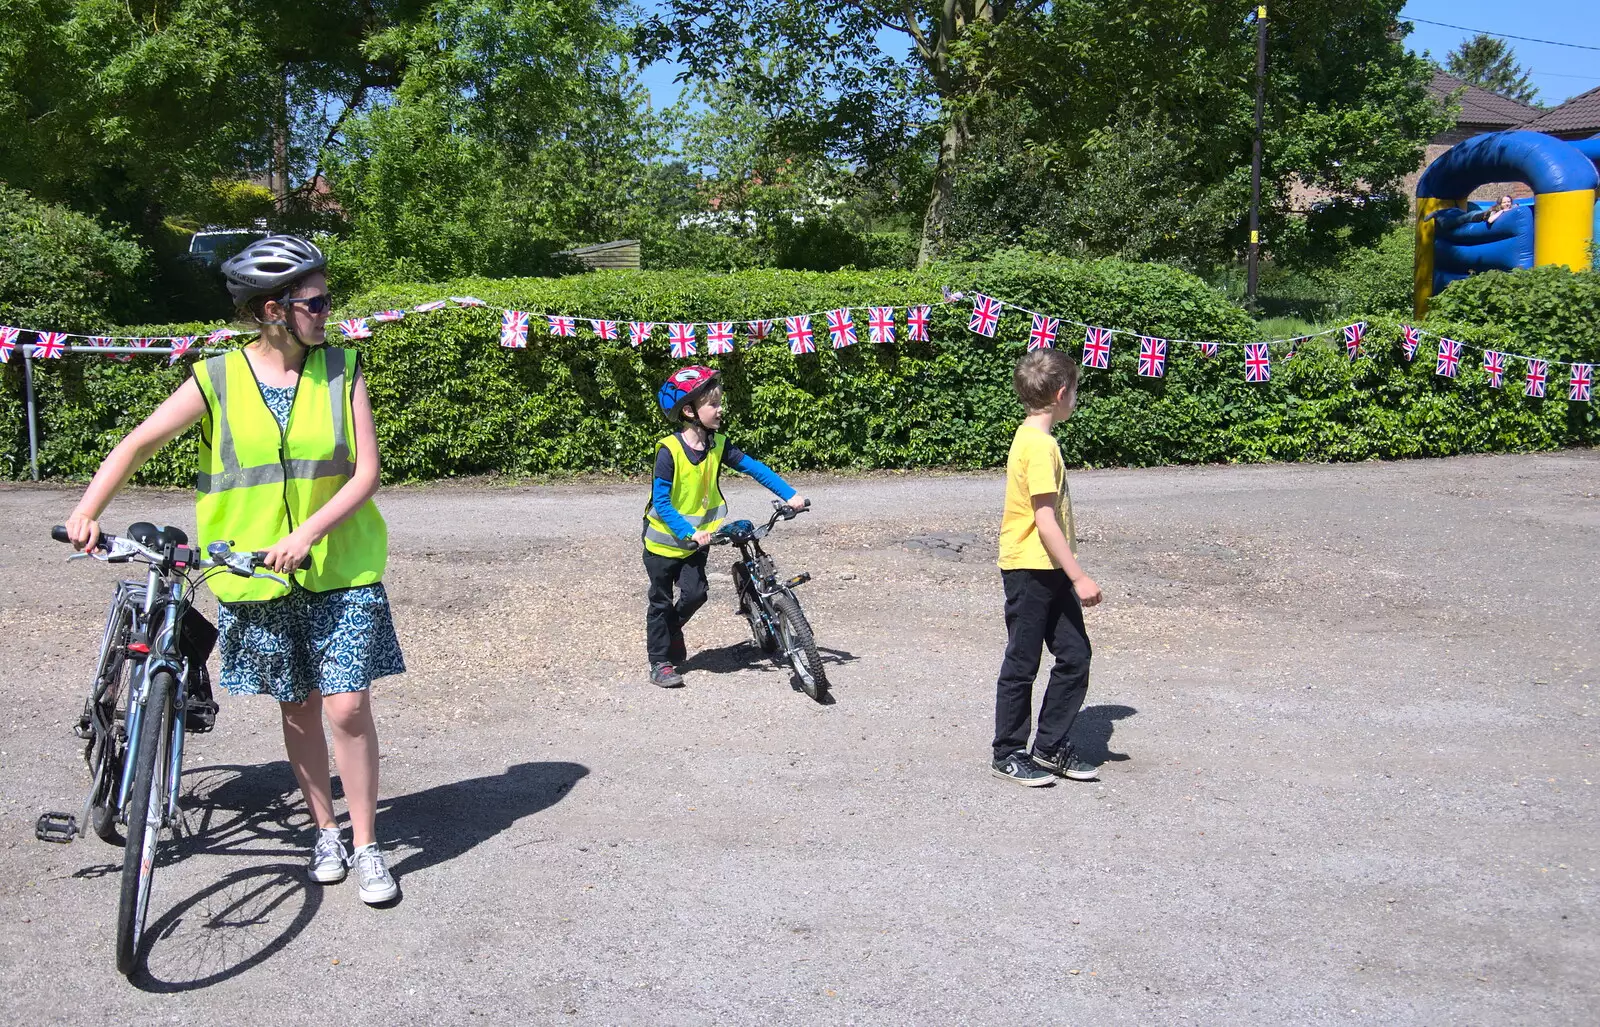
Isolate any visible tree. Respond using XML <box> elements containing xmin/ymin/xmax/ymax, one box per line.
<box><xmin>1445</xmin><ymin>34</ymin><xmax>1539</xmax><ymax>106</ymax></box>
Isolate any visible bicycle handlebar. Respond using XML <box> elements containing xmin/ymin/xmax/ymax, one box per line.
<box><xmin>695</xmin><ymin>499</ymin><xmax>811</xmax><ymax>549</ymax></box>
<box><xmin>51</xmin><ymin>525</ymin><xmax>282</xmax><ymax>584</ymax></box>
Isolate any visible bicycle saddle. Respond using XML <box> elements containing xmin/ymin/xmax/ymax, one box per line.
<box><xmin>128</xmin><ymin>522</ymin><xmax>190</xmax><ymax>548</ymax></box>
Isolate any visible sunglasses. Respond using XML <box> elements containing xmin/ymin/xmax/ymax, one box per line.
<box><xmin>281</xmin><ymin>293</ymin><xmax>331</xmax><ymax>315</ymax></box>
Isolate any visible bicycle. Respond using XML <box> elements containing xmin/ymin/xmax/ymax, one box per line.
<box><xmin>705</xmin><ymin>500</ymin><xmax>830</xmax><ymax>701</ymax></box>
<box><xmin>34</xmin><ymin>522</ymin><xmax>282</xmax><ymax>978</ymax></box>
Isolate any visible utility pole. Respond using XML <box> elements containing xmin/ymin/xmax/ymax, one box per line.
<box><xmin>1247</xmin><ymin>4</ymin><xmax>1268</xmax><ymax>306</ymax></box>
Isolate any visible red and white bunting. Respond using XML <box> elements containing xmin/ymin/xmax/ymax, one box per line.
<box><xmin>1198</xmin><ymin>341</ymin><xmax>1219</xmax><ymax>358</ymax></box>
<box><xmin>707</xmin><ymin>322</ymin><xmax>735</xmax><ymax>355</ymax></box>
<box><xmin>868</xmin><ymin>307</ymin><xmax>895</xmax><ymax>345</ymax></box>
<box><xmin>0</xmin><ymin>327</ymin><xmax>19</xmax><ymax>363</ymax></box>
<box><xmin>32</xmin><ymin>332</ymin><xmax>68</xmax><ymax>359</ymax></box>
<box><xmin>372</xmin><ymin>310</ymin><xmax>406</xmax><ymax>323</ymax></box>
<box><xmin>548</xmin><ymin>316</ymin><xmax>576</xmax><ymax>337</ymax></box>
<box><xmin>827</xmin><ymin>309</ymin><xmax>857</xmax><ymax>349</ymax></box>
<box><xmin>1244</xmin><ymin>342</ymin><xmax>1271</xmax><ymax>383</ymax></box>
<box><xmin>1137</xmin><ymin>337</ymin><xmax>1167</xmax><ymax>378</ymax></box>
<box><xmin>1571</xmin><ymin>363</ymin><xmax>1594</xmax><ymax>403</ymax></box>
<box><xmin>968</xmin><ymin>294</ymin><xmax>1000</xmax><ymax>337</ymax></box>
<box><xmin>413</xmin><ymin>300</ymin><xmax>449</xmax><ymax>313</ymax></box>
<box><xmin>337</xmin><ymin>318</ymin><xmax>372</xmax><ymax>340</ymax></box>
<box><xmin>1483</xmin><ymin>350</ymin><xmax>1506</xmax><ymax>389</ymax></box>
<box><xmin>669</xmin><ymin>323</ymin><xmax>697</xmax><ymax>358</ymax></box>
<box><xmin>589</xmin><ymin>320</ymin><xmax>619</xmax><ymax>340</ymax></box>
<box><xmin>1343</xmin><ymin>322</ymin><xmax>1367</xmax><ymax>360</ymax></box>
<box><xmin>1435</xmin><ymin>338</ymin><xmax>1462</xmax><ymax>379</ymax></box>
<box><xmin>450</xmin><ymin>296</ymin><xmax>487</xmax><ymax>307</ymax></box>
<box><xmin>786</xmin><ymin>315</ymin><xmax>815</xmax><ymax>355</ymax></box>
<box><xmin>906</xmin><ymin>306</ymin><xmax>930</xmax><ymax>342</ymax></box>
<box><xmin>206</xmin><ymin>328</ymin><xmax>239</xmax><ymax>345</ymax></box>
<box><xmin>1083</xmin><ymin>327</ymin><xmax>1112</xmax><ymax>369</ymax></box>
<box><xmin>168</xmin><ymin>336</ymin><xmax>197</xmax><ymax>364</ymax></box>
<box><xmin>628</xmin><ymin>322</ymin><xmax>653</xmax><ymax>348</ymax></box>
<box><xmin>1028</xmin><ymin>314</ymin><xmax>1059</xmax><ymax>351</ymax></box>
<box><xmin>1400</xmin><ymin>325</ymin><xmax>1421</xmax><ymax>361</ymax></box>
<box><xmin>500</xmin><ymin>310</ymin><xmax>530</xmax><ymax>349</ymax></box>
<box><xmin>1526</xmin><ymin>359</ymin><xmax>1548</xmax><ymax>398</ymax></box>
<box><xmin>747</xmin><ymin>319</ymin><xmax>773</xmax><ymax>342</ymax></box>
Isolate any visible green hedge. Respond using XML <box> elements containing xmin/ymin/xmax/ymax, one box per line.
<box><xmin>4</xmin><ymin>252</ymin><xmax>1597</xmax><ymax>484</ymax></box>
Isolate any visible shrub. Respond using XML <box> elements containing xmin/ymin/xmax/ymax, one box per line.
<box><xmin>1429</xmin><ymin>266</ymin><xmax>1600</xmax><ymax>362</ymax></box>
<box><xmin>4</xmin><ymin>251</ymin><xmax>1595</xmax><ymax>485</ymax></box>
<box><xmin>0</xmin><ymin>185</ymin><xmax>147</xmax><ymax>331</ymax></box>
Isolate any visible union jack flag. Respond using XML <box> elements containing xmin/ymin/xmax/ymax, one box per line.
<box><xmin>589</xmin><ymin>319</ymin><xmax>619</xmax><ymax>340</ymax></box>
<box><xmin>168</xmin><ymin>336</ymin><xmax>197</xmax><ymax>364</ymax></box>
<box><xmin>500</xmin><ymin>310</ymin><xmax>530</xmax><ymax>349</ymax></box>
<box><xmin>1244</xmin><ymin>342</ymin><xmax>1271</xmax><ymax>383</ymax></box>
<box><xmin>1138</xmin><ymin>337</ymin><xmax>1168</xmax><ymax>377</ymax></box>
<box><xmin>786</xmin><ymin>315</ymin><xmax>815</xmax><ymax>355</ymax></box>
<box><xmin>32</xmin><ymin>331</ymin><xmax>68</xmax><ymax>359</ymax></box>
<box><xmin>131</xmin><ymin>338</ymin><xmax>152</xmax><ymax>349</ymax></box>
<box><xmin>1343</xmin><ymin>322</ymin><xmax>1367</xmax><ymax>360</ymax></box>
<box><xmin>1282</xmin><ymin>338</ymin><xmax>1303</xmax><ymax>364</ymax></box>
<box><xmin>206</xmin><ymin>328</ymin><xmax>239</xmax><ymax>345</ymax></box>
<box><xmin>372</xmin><ymin>310</ymin><xmax>406</xmax><ymax>323</ymax></box>
<box><xmin>628</xmin><ymin>322</ymin><xmax>653</xmax><ymax>348</ymax></box>
<box><xmin>1082</xmin><ymin>327</ymin><xmax>1112</xmax><ymax>369</ymax></box>
<box><xmin>1028</xmin><ymin>314</ymin><xmax>1059</xmax><ymax>351</ymax></box>
<box><xmin>906</xmin><ymin>306</ymin><xmax>930</xmax><ymax>342</ymax></box>
<box><xmin>868</xmin><ymin>307</ymin><xmax>895</xmax><ymax>345</ymax></box>
<box><xmin>1525</xmin><ymin>359</ymin><xmax>1548</xmax><ymax>398</ymax></box>
<box><xmin>1435</xmin><ymin>338</ymin><xmax>1462</xmax><ymax>378</ymax></box>
<box><xmin>413</xmin><ymin>300</ymin><xmax>449</xmax><ymax>313</ymax></box>
<box><xmin>1400</xmin><ymin>325</ymin><xmax>1422</xmax><ymax>361</ymax></box>
<box><xmin>88</xmin><ymin>335</ymin><xmax>113</xmax><ymax>348</ymax></box>
<box><xmin>707</xmin><ymin>322</ymin><xmax>735</xmax><ymax>355</ymax></box>
<box><xmin>547</xmin><ymin>316</ymin><xmax>576</xmax><ymax>337</ymax></box>
<box><xmin>1571</xmin><ymin>363</ymin><xmax>1594</xmax><ymax>402</ymax></box>
<box><xmin>0</xmin><ymin>326</ymin><xmax>20</xmax><ymax>363</ymax></box>
<box><xmin>1483</xmin><ymin>350</ymin><xmax>1506</xmax><ymax>389</ymax></box>
<box><xmin>1198</xmin><ymin>341</ymin><xmax>1219</xmax><ymax>358</ymax></box>
<box><xmin>337</xmin><ymin>318</ymin><xmax>372</xmax><ymax>340</ymax></box>
<box><xmin>968</xmin><ymin>294</ymin><xmax>1001</xmax><ymax>337</ymax></box>
<box><xmin>668</xmin><ymin>323</ymin><xmax>698</xmax><ymax>358</ymax></box>
<box><xmin>827</xmin><ymin>309</ymin><xmax>857</xmax><ymax>349</ymax></box>
<box><xmin>747</xmin><ymin>320</ymin><xmax>773</xmax><ymax>342</ymax></box>
<box><xmin>450</xmin><ymin>296</ymin><xmax>487</xmax><ymax>307</ymax></box>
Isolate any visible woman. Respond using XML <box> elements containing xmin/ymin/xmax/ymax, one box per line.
<box><xmin>64</xmin><ymin>235</ymin><xmax>404</xmax><ymax>904</ymax></box>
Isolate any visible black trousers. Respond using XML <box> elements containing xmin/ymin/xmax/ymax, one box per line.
<box><xmin>993</xmin><ymin>568</ymin><xmax>1092</xmax><ymax>759</ymax></box>
<box><xmin>643</xmin><ymin>547</ymin><xmax>710</xmax><ymax>664</ymax></box>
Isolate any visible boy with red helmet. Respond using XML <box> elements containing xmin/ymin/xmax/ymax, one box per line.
<box><xmin>643</xmin><ymin>366</ymin><xmax>808</xmax><ymax>687</ymax></box>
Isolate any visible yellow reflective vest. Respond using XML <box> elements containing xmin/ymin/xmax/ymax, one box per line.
<box><xmin>191</xmin><ymin>347</ymin><xmax>387</xmax><ymax>603</ymax></box>
<box><xmin>642</xmin><ymin>433</ymin><xmax>729</xmax><ymax>558</ymax></box>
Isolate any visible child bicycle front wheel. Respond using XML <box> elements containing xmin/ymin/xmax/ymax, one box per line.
<box><xmin>771</xmin><ymin>593</ymin><xmax>828</xmax><ymax>701</ymax></box>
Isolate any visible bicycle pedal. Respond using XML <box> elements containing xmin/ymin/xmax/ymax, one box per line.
<box><xmin>35</xmin><ymin>812</ymin><xmax>79</xmax><ymax>844</ymax></box>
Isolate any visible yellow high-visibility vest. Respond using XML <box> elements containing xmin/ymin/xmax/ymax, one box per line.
<box><xmin>191</xmin><ymin>347</ymin><xmax>387</xmax><ymax>602</ymax></box>
<box><xmin>642</xmin><ymin>433</ymin><xmax>728</xmax><ymax>558</ymax></box>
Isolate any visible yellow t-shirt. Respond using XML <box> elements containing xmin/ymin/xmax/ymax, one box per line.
<box><xmin>998</xmin><ymin>424</ymin><xmax>1077</xmax><ymax>570</ymax></box>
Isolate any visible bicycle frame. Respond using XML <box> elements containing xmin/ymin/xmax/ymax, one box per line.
<box><xmin>115</xmin><ymin>566</ymin><xmax>192</xmax><ymax>828</ymax></box>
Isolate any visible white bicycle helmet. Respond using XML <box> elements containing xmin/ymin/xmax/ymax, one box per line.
<box><xmin>220</xmin><ymin>234</ymin><xmax>327</xmax><ymax>304</ymax></box>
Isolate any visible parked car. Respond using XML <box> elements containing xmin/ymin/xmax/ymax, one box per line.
<box><xmin>183</xmin><ymin>229</ymin><xmax>266</xmax><ymax>267</ymax></box>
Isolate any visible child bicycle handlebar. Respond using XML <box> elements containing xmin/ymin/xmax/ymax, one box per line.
<box><xmin>698</xmin><ymin>499</ymin><xmax>811</xmax><ymax>549</ymax></box>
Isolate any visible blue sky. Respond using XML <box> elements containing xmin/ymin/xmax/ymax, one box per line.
<box><xmin>1401</xmin><ymin>0</ymin><xmax>1599</xmax><ymax>105</ymax></box>
<box><xmin>635</xmin><ymin>2</ymin><xmax>1599</xmax><ymax>110</ymax></box>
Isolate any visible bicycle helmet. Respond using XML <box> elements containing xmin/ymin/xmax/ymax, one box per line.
<box><xmin>220</xmin><ymin>234</ymin><xmax>327</xmax><ymax>305</ymax></box>
<box><xmin>657</xmin><ymin>365</ymin><xmax>721</xmax><ymax>420</ymax></box>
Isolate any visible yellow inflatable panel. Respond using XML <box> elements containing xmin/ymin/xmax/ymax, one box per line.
<box><xmin>1414</xmin><ymin>197</ymin><xmax>1464</xmax><ymax>319</ymax></box>
<box><xmin>1533</xmin><ymin>189</ymin><xmax>1597</xmax><ymax>270</ymax></box>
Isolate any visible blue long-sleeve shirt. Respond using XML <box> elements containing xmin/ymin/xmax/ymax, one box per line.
<box><xmin>652</xmin><ymin>435</ymin><xmax>795</xmax><ymax>540</ymax></box>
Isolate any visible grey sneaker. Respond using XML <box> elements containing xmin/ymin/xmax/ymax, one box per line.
<box><xmin>352</xmin><ymin>844</ymin><xmax>399</xmax><ymax>904</ymax></box>
<box><xmin>1031</xmin><ymin>745</ymin><xmax>1099</xmax><ymax>781</ymax></box>
<box><xmin>990</xmin><ymin>750</ymin><xmax>1055</xmax><ymax>787</ymax></box>
<box><xmin>309</xmin><ymin>828</ymin><xmax>349</xmax><ymax>884</ymax></box>
<box><xmin>649</xmin><ymin>662</ymin><xmax>685</xmax><ymax>688</ymax></box>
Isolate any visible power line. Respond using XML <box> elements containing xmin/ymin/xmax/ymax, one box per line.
<box><xmin>1407</xmin><ymin>16</ymin><xmax>1600</xmax><ymax>52</ymax></box>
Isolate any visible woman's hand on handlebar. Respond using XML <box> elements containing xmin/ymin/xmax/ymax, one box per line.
<box><xmin>64</xmin><ymin>509</ymin><xmax>102</xmax><ymax>552</ymax></box>
<box><xmin>262</xmin><ymin>527</ymin><xmax>316</xmax><ymax>575</ymax></box>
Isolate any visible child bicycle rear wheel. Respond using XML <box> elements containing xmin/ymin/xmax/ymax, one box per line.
<box><xmin>771</xmin><ymin>593</ymin><xmax>828</xmax><ymax>700</ymax></box>
<box><xmin>116</xmin><ymin>669</ymin><xmax>172</xmax><ymax>978</ymax></box>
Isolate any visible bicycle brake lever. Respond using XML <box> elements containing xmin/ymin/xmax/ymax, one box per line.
<box><xmin>253</xmin><ymin>570</ymin><xmax>289</xmax><ymax>586</ymax></box>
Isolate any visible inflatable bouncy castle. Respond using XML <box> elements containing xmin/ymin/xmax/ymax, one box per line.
<box><xmin>1415</xmin><ymin>131</ymin><xmax>1600</xmax><ymax>317</ymax></box>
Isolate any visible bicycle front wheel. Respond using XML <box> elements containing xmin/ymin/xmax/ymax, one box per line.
<box><xmin>771</xmin><ymin>593</ymin><xmax>829</xmax><ymax>700</ymax></box>
<box><xmin>115</xmin><ymin>669</ymin><xmax>172</xmax><ymax>978</ymax></box>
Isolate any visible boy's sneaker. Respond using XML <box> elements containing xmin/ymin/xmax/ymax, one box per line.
<box><xmin>990</xmin><ymin>750</ymin><xmax>1055</xmax><ymax>787</ymax></box>
<box><xmin>309</xmin><ymin>828</ymin><xmax>349</xmax><ymax>884</ymax></box>
<box><xmin>649</xmin><ymin>662</ymin><xmax>685</xmax><ymax>688</ymax></box>
<box><xmin>1030</xmin><ymin>745</ymin><xmax>1099</xmax><ymax>781</ymax></box>
<box><xmin>352</xmin><ymin>844</ymin><xmax>399</xmax><ymax>905</ymax></box>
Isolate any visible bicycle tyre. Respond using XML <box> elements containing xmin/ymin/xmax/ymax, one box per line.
<box><xmin>115</xmin><ymin>669</ymin><xmax>171</xmax><ymax>978</ymax></box>
<box><xmin>89</xmin><ymin>734</ymin><xmax>125</xmax><ymax>845</ymax></box>
<box><xmin>733</xmin><ymin>564</ymin><xmax>777</xmax><ymax>653</ymax></box>
<box><xmin>89</xmin><ymin>594</ymin><xmax>137</xmax><ymax>844</ymax></box>
<box><xmin>770</xmin><ymin>593</ymin><xmax>829</xmax><ymax>700</ymax></box>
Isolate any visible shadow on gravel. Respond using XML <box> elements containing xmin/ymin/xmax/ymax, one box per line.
<box><xmin>135</xmin><ymin>862</ymin><xmax>319</xmax><ymax>994</ymax></box>
<box><xmin>379</xmin><ymin>761</ymin><xmax>589</xmax><ymax>881</ymax></box>
<box><xmin>681</xmin><ymin>641</ymin><xmax>859</xmax><ymax>676</ymax></box>
<box><xmin>1074</xmin><ymin>704</ymin><xmax>1136</xmax><ymax>765</ymax></box>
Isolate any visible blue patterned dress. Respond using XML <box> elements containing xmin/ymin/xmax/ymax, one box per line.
<box><xmin>215</xmin><ymin>383</ymin><xmax>406</xmax><ymax>704</ymax></box>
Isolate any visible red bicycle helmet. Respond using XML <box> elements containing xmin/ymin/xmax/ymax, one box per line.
<box><xmin>657</xmin><ymin>365</ymin><xmax>721</xmax><ymax>419</ymax></box>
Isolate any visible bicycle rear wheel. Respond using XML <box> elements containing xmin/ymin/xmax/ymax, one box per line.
<box><xmin>771</xmin><ymin>593</ymin><xmax>829</xmax><ymax>700</ymax></box>
<box><xmin>116</xmin><ymin>670</ymin><xmax>171</xmax><ymax>978</ymax></box>
<box><xmin>733</xmin><ymin>563</ymin><xmax>777</xmax><ymax>653</ymax></box>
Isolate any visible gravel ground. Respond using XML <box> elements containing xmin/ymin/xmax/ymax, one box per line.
<box><xmin>0</xmin><ymin>452</ymin><xmax>1596</xmax><ymax>1025</ymax></box>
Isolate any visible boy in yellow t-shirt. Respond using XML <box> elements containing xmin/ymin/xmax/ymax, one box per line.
<box><xmin>990</xmin><ymin>349</ymin><xmax>1104</xmax><ymax>786</ymax></box>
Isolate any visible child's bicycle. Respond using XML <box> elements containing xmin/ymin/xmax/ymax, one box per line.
<box><xmin>35</xmin><ymin>522</ymin><xmax>281</xmax><ymax>979</ymax></box>
<box><xmin>704</xmin><ymin>500</ymin><xmax>829</xmax><ymax>701</ymax></box>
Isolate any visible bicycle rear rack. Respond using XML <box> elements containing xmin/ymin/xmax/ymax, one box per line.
<box><xmin>35</xmin><ymin>811</ymin><xmax>79</xmax><ymax>844</ymax></box>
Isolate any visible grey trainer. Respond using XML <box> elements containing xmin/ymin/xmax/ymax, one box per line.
<box><xmin>353</xmin><ymin>844</ymin><xmax>399</xmax><ymax>904</ymax></box>
<box><xmin>309</xmin><ymin>828</ymin><xmax>349</xmax><ymax>884</ymax></box>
